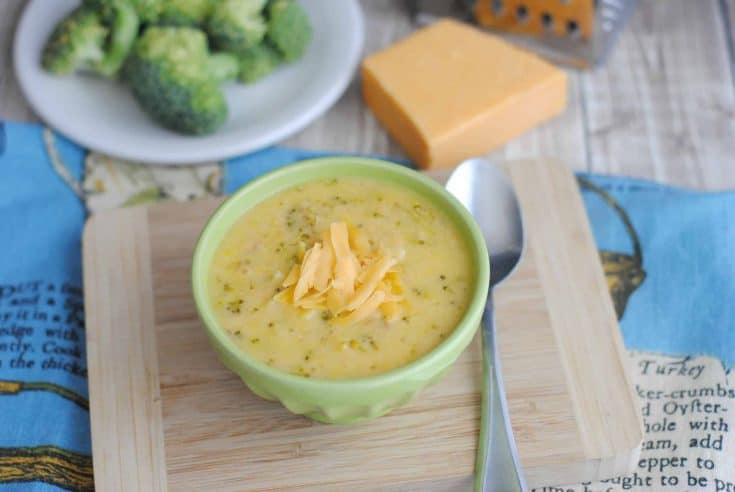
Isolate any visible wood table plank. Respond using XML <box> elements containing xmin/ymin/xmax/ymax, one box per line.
<box><xmin>580</xmin><ymin>0</ymin><xmax>735</xmax><ymax>189</ymax></box>
<box><xmin>282</xmin><ymin>0</ymin><xmax>412</xmax><ymax>158</ymax></box>
<box><xmin>83</xmin><ymin>208</ymin><xmax>168</xmax><ymax>492</ymax></box>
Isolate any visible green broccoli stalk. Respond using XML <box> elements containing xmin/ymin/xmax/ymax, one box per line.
<box><xmin>208</xmin><ymin>52</ymin><xmax>240</xmax><ymax>83</ymax></box>
<box><xmin>206</xmin><ymin>0</ymin><xmax>267</xmax><ymax>53</ymax></box>
<box><xmin>237</xmin><ymin>43</ymin><xmax>281</xmax><ymax>83</ymax></box>
<box><xmin>96</xmin><ymin>1</ymin><xmax>140</xmax><ymax>77</ymax></box>
<box><xmin>123</xmin><ymin>27</ymin><xmax>228</xmax><ymax>135</ymax></box>
<box><xmin>266</xmin><ymin>0</ymin><xmax>311</xmax><ymax>62</ymax></box>
<box><xmin>42</xmin><ymin>7</ymin><xmax>109</xmax><ymax>75</ymax></box>
<box><xmin>157</xmin><ymin>0</ymin><xmax>214</xmax><ymax>26</ymax></box>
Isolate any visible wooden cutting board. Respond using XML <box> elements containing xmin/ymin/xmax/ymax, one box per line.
<box><xmin>83</xmin><ymin>158</ymin><xmax>642</xmax><ymax>491</ymax></box>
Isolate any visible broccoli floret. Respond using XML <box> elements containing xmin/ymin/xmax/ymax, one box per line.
<box><xmin>157</xmin><ymin>0</ymin><xmax>213</xmax><ymax>26</ymax></box>
<box><xmin>123</xmin><ymin>27</ymin><xmax>228</xmax><ymax>134</ymax></box>
<box><xmin>206</xmin><ymin>0</ymin><xmax>267</xmax><ymax>53</ymax></box>
<box><xmin>129</xmin><ymin>0</ymin><xmax>163</xmax><ymax>23</ymax></box>
<box><xmin>42</xmin><ymin>7</ymin><xmax>108</xmax><ymax>75</ymax></box>
<box><xmin>237</xmin><ymin>44</ymin><xmax>281</xmax><ymax>83</ymax></box>
<box><xmin>43</xmin><ymin>3</ymin><xmax>139</xmax><ymax>77</ymax></box>
<box><xmin>266</xmin><ymin>0</ymin><xmax>311</xmax><ymax>62</ymax></box>
<box><xmin>84</xmin><ymin>0</ymin><xmax>162</xmax><ymax>23</ymax></box>
<box><xmin>97</xmin><ymin>1</ymin><xmax>140</xmax><ymax>76</ymax></box>
<box><xmin>208</xmin><ymin>52</ymin><xmax>240</xmax><ymax>83</ymax></box>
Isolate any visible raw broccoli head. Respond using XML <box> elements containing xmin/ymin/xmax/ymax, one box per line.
<box><xmin>208</xmin><ymin>52</ymin><xmax>240</xmax><ymax>83</ymax></box>
<box><xmin>207</xmin><ymin>0</ymin><xmax>267</xmax><ymax>53</ymax></box>
<box><xmin>266</xmin><ymin>0</ymin><xmax>311</xmax><ymax>62</ymax></box>
<box><xmin>237</xmin><ymin>43</ymin><xmax>282</xmax><ymax>83</ymax></box>
<box><xmin>129</xmin><ymin>0</ymin><xmax>163</xmax><ymax>23</ymax></box>
<box><xmin>84</xmin><ymin>0</ymin><xmax>162</xmax><ymax>23</ymax></box>
<box><xmin>43</xmin><ymin>3</ymin><xmax>139</xmax><ymax>77</ymax></box>
<box><xmin>42</xmin><ymin>7</ymin><xmax>108</xmax><ymax>75</ymax></box>
<box><xmin>157</xmin><ymin>0</ymin><xmax>213</xmax><ymax>26</ymax></box>
<box><xmin>123</xmin><ymin>27</ymin><xmax>228</xmax><ymax>134</ymax></box>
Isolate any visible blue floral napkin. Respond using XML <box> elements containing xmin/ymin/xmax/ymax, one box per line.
<box><xmin>1</xmin><ymin>120</ymin><xmax>734</xmax><ymax>491</ymax></box>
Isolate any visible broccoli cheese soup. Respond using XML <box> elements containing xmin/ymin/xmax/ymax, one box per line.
<box><xmin>208</xmin><ymin>177</ymin><xmax>473</xmax><ymax>380</ymax></box>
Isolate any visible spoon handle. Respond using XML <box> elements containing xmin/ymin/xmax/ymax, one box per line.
<box><xmin>475</xmin><ymin>293</ymin><xmax>528</xmax><ymax>492</ymax></box>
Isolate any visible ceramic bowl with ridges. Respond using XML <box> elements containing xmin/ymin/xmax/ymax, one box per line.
<box><xmin>192</xmin><ymin>157</ymin><xmax>489</xmax><ymax>424</ymax></box>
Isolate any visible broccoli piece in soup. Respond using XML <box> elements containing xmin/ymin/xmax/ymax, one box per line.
<box><xmin>207</xmin><ymin>0</ymin><xmax>268</xmax><ymax>53</ymax></box>
<box><xmin>123</xmin><ymin>27</ymin><xmax>228</xmax><ymax>134</ymax></box>
<box><xmin>266</xmin><ymin>0</ymin><xmax>312</xmax><ymax>62</ymax></box>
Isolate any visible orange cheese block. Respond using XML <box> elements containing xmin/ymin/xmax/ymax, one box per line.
<box><xmin>361</xmin><ymin>19</ymin><xmax>568</xmax><ymax>169</ymax></box>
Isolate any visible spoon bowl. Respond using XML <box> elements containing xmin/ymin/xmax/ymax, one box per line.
<box><xmin>446</xmin><ymin>157</ymin><xmax>524</xmax><ymax>286</ymax></box>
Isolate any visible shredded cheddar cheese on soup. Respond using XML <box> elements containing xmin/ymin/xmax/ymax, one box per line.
<box><xmin>275</xmin><ymin>222</ymin><xmax>404</xmax><ymax>324</ymax></box>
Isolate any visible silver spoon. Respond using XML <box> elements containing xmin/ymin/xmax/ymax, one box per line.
<box><xmin>446</xmin><ymin>158</ymin><xmax>527</xmax><ymax>492</ymax></box>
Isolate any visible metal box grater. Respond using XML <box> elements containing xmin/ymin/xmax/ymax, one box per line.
<box><xmin>405</xmin><ymin>0</ymin><xmax>638</xmax><ymax>68</ymax></box>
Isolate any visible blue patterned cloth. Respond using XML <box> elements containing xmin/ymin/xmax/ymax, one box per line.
<box><xmin>0</xmin><ymin>121</ymin><xmax>734</xmax><ymax>490</ymax></box>
<box><xmin>0</xmin><ymin>123</ymin><xmax>89</xmax><ymax>492</ymax></box>
<box><xmin>580</xmin><ymin>174</ymin><xmax>735</xmax><ymax>368</ymax></box>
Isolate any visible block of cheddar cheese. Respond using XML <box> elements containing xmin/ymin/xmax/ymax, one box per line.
<box><xmin>361</xmin><ymin>19</ymin><xmax>568</xmax><ymax>169</ymax></box>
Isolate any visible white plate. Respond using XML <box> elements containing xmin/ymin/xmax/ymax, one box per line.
<box><xmin>14</xmin><ymin>0</ymin><xmax>364</xmax><ymax>165</ymax></box>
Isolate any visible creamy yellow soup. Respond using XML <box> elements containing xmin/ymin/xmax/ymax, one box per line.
<box><xmin>209</xmin><ymin>177</ymin><xmax>473</xmax><ymax>380</ymax></box>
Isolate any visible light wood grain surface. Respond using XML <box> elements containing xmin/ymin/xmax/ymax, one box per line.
<box><xmin>2</xmin><ymin>0</ymin><xmax>735</xmax><ymax>189</ymax></box>
<box><xmin>82</xmin><ymin>159</ymin><xmax>641</xmax><ymax>491</ymax></box>
<box><xmin>83</xmin><ymin>208</ymin><xmax>168</xmax><ymax>492</ymax></box>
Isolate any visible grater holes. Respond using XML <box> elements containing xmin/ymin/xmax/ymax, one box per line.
<box><xmin>566</xmin><ymin>19</ymin><xmax>580</xmax><ymax>36</ymax></box>
<box><xmin>515</xmin><ymin>4</ymin><xmax>528</xmax><ymax>22</ymax></box>
<box><xmin>491</xmin><ymin>0</ymin><xmax>504</xmax><ymax>14</ymax></box>
<box><xmin>541</xmin><ymin>12</ymin><xmax>554</xmax><ymax>30</ymax></box>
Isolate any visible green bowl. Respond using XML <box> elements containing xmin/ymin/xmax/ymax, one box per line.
<box><xmin>191</xmin><ymin>157</ymin><xmax>490</xmax><ymax>424</ymax></box>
